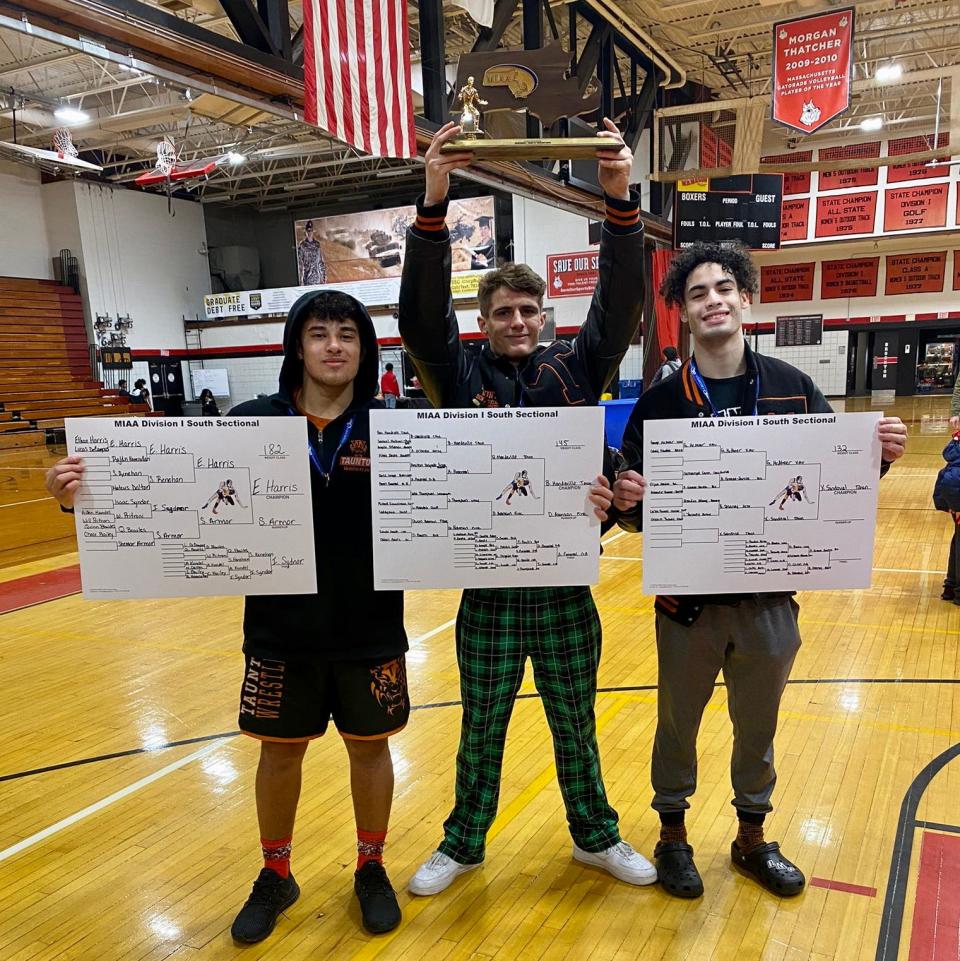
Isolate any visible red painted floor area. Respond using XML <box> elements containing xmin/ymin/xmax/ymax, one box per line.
<box><xmin>909</xmin><ymin>830</ymin><xmax>960</xmax><ymax>961</ymax></box>
<box><xmin>0</xmin><ymin>565</ymin><xmax>81</xmax><ymax>614</ymax></box>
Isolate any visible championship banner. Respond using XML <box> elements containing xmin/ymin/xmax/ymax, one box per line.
<box><xmin>954</xmin><ymin>251</ymin><xmax>960</xmax><ymax>292</ymax></box>
<box><xmin>814</xmin><ymin>192</ymin><xmax>878</xmax><ymax>239</ymax></box>
<box><xmin>820</xmin><ymin>257</ymin><xmax>879</xmax><ymax>300</ymax></box>
<box><xmin>884</xmin><ymin>253</ymin><xmax>947</xmax><ymax>296</ymax></box>
<box><xmin>887</xmin><ymin>133</ymin><xmax>951</xmax><ymax>183</ymax></box>
<box><xmin>772</xmin><ymin>8</ymin><xmax>855</xmax><ymax>134</ymax></box>
<box><xmin>780</xmin><ymin>198</ymin><xmax>810</xmax><ymax>242</ymax></box>
<box><xmin>817</xmin><ymin>142</ymin><xmax>880</xmax><ymax>191</ymax></box>
<box><xmin>760</xmin><ymin>263</ymin><xmax>815</xmax><ymax>303</ymax></box>
<box><xmin>883</xmin><ymin>183</ymin><xmax>949</xmax><ymax>232</ymax></box>
<box><xmin>760</xmin><ymin>151</ymin><xmax>812</xmax><ymax>195</ymax></box>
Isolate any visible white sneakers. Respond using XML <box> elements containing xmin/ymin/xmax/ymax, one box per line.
<box><xmin>409</xmin><ymin>841</ymin><xmax>657</xmax><ymax>895</ymax></box>
<box><xmin>572</xmin><ymin>841</ymin><xmax>658</xmax><ymax>885</ymax></box>
<box><xmin>408</xmin><ymin>851</ymin><xmax>482</xmax><ymax>896</ymax></box>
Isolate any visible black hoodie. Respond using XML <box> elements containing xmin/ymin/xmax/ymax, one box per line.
<box><xmin>229</xmin><ymin>290</ymin><xmax>406</xmax><ymax>660</ymax></box>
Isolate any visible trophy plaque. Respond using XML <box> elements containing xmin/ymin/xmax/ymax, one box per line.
<box><xmin>439</xmin><ymin>54</ymin><xmax>624</xmax><ymax>161</ymax></box>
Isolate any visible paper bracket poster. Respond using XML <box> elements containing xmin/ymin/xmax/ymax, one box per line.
<box><xmin>370</xmin><ymin>407</ymin><xmax>604</xmax><ymax>590</ymax></box>
<box><xmin>641</xmin><ymin>412</ymin><xmax>882</xmax><ymax>596</ymax></box>
<box><xmin>65</xmin><ymin>417</ymin><xmax>317</xmax><ymax>599</ymax></box>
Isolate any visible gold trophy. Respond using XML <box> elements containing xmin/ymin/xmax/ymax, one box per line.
<box><xmin>440</xmin><ymin>55</ymin><xmax>624</xmax><ymax>161</ymax></box>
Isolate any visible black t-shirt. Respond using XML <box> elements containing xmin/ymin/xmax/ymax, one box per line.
<box><xmin>701</xmin><ymin>374</ymin><xmax>746</xmax><ymax>416</ymax></box>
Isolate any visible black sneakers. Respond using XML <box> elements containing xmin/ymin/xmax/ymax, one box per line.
<box><xmin>354</xmin><ymin>861</ymin><xmax>401</xmax><ymax>934</ymax></box>
<box><xmin>231</xmin><ymin>868</ymin><xmax>300</xmax><ymax>943</ymax></box>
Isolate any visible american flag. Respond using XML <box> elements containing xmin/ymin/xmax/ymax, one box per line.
<box><xmin>302</xmin><ymin>0</ymin><xmax>417</xmax><ymax>159</ymax></box>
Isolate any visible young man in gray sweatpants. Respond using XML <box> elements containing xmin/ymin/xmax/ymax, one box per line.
<box><xmin>612</xmin><ymin>242</ymin><xmax>908</xmax><ymax>899</ymax></box>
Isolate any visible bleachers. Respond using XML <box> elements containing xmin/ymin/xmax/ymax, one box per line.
<box><xmin>0</xmin><ymin>276</ymin><xmax>152</xmax><ymax>449</ymax></box>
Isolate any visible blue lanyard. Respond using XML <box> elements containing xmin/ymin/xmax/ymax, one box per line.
<box><xmin>290</xmin><ymin>403</ymin><xmax>354</xmax><ymax>485</ymax></box>
<box><xmin>689</xmin><ymin>358</ymin><xmax>760</xmax><ymax>417</ymax></box>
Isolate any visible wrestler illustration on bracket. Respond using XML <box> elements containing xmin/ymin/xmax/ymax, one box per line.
<box><xmin>495</xmin><ymin>469</ymin><xmax>539</xmax><ymax>506</ymax></box>
<box><xmin>769</xmin><ymin>475</ymin><xmax>814</xmax><ymax>512</ymax></box>
<box><xmin>202</xmin><ymin>478</ymin><xmax>247</xmax><ymax>514</ymax></box>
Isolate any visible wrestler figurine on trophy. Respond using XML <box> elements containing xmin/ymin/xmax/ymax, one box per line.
<box><xmin>456</xmin><ymin>77</ymin><xmax>487</xmax><ymax>139</ymax></box>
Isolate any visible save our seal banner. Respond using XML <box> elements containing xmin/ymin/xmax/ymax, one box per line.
<box><xmin>772</xmin><ymin>8</ymin><xmax>855</xmax><ymax>135</ymax></box>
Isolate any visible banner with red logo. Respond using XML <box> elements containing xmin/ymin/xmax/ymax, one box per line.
<box><xmin>546</xmin><ymin>251</ymin><xmax>600</xmax><ymax>299</ymax></box>
<box><xmin>772</xmin><ymin>8</ymin><xmax>855</xmax><ymax>134</ymax></box>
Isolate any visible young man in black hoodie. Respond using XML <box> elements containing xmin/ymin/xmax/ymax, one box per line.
<box><xmin>44</xmin><ymin>290</ymin><xmax>408</xmax><ymax>940</ymax></box>
<box><xmin>611</xmin><ymin>242</ymin><xmax>907</xmax><ymax>900</ymax></box>
<box><xmin>398</xmin><ymin>120</ymin><xmax>656</xmax><ymax>895</ymax></box>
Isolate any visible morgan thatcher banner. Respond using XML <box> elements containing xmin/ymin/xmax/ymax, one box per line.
<box><xmin>772</xmin><ymin>8</ymin><xmax>855</xmax><ymax>135</ymax></box>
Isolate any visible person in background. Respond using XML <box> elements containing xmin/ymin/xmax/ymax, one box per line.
<box><xmin>199</xmin><ymin>388</ymin><xmax>221</xmax><ymax>417</ymax></box>
<box><xmin>648</xmin><ymin>346</ymin><xmax>681</xmax><ymax>388</ymax></box>
<box><xmin>380</xmin><ymin>363</ymin><xmax>400</xmax><ymax>409</ymax></box>
<box><xmin>131</xmin><ymin>378</ymin><xmax>151</xmax><ymax>409</ymax></box>
<box><xmin>950</xmin><ymin>369</ymin><xmax>959</xmax><ymax>432</ymax></box>
<box><xmin>117</xmin><ymin>378</ymin><xmax>131</xmax><ymax>399</ymax></box>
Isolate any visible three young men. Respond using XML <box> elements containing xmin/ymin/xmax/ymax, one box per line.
<box><xmin>397</xmin><ymin>119</ymin><xmax>657</xmax><ymax>894</ymax></box>
<box><xmin>611</xmin><ymin>242</ymin><xmax>908</xmax><ymax>898</ymax></box>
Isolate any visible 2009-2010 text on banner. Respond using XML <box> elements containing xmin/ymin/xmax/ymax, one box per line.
<box><xmin>642</xmin><ymin>412</ymin><xmax>882</xmax><ymax>595</ymax></box>
<box><xmin>370</xmin><ymin>407</ymin><xmax>605</xmax><ymax>590</ymax></box>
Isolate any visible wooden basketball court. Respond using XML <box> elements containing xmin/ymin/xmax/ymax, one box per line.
<box><xmin>0</xmin><ymin>396</ymin><xmax>956</xmax><ymax>961</ymax></box>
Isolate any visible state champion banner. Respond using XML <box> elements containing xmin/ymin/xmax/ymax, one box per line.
<box><xmin>772</xmin><ymin>7</ymin><xmax>855</xmax><ymax>135</ymax></box>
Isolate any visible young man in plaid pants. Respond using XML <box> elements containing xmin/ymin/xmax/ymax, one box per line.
<box><xmin>398</xmin><ymin>119</ymin><xmax>656</xmax><ymax>894</ymax></box>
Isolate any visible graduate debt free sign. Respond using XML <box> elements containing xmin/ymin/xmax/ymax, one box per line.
<box><xmin>370</xmin><ymin>407</ymin><xmax>604</xmax><ymax>590</ymax></box>
<box><xmin>66</xmin><ymin>417</ymin><xmax>317</xmax><ymax>599</ymax></box>
<box><xmin>642</xmin><ymin>412</ymin><xmax>882</xmax><ymax>595</ymax></box>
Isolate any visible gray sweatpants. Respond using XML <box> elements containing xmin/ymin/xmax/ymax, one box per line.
<box><xmin>652</xmin><ymin>595</ymin><xmax>801</xmax><ymax>817</ymax></box>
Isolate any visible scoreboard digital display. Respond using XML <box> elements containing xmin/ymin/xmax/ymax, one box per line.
<box><xmin>675</xmin><ymin>175</ymin><xmax>783</xmax><ymax>250</ymax></box>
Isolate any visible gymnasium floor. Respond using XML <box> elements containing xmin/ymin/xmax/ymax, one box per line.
<box><xmin>0</xmin><ymin>396</ymin><xmax>956</xmax><ymax>961</ymax></box>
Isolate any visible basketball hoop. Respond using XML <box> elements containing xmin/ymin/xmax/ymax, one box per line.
<box><xmin>156</xmin><ymin>137</ymin><xmax>176</xmax><ymax>178</ymax></box>
<box><xmin>53</xmin><ymin>127</ymin><xmax>78</xmax><ymax>160</ymax></box>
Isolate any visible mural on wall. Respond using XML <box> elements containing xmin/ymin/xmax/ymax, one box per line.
<box><xmin>293</xmin><ymin>197</ymin><xmax>496</xmax><ymax>285</ymax></box>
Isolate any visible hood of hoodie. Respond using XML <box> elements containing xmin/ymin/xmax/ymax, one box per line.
<box><xmin>278</xmin><ymin>290</ymin><xmax>380</xmax><ymax>406</ymax></box>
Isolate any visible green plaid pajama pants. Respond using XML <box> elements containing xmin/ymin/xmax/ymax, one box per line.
<box><xmin>438</xmin><ymin>585</ymin><xmax>621</xmax><ymax>864</ymax></box>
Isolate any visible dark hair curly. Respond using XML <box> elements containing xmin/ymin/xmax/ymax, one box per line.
<box><xmin>660</xmin><ymin>242</ymin><xmax>758</xmax><ymax>308</ymax></box>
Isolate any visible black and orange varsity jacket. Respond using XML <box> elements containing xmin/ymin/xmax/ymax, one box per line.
<box><xmin>398</xmin><ymin>192</ymin><xmax>644</xmax><ymax>411</ymax></box>
<box><xmin>614</xmin><ymin>343</ymin><xmax>891</xmax><ymax>626</ymax></box>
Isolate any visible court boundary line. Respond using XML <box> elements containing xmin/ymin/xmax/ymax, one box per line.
<box><xmin>2</xmin><ymin>676</ymin><xmax>957</xmax><ymax>785</ymax></box>
<box><xmin>875</xmin><ymin>742</ymin><xmax>960</xmax><ymax>961</ymax></box>
<box><xmin>0</xmin><ymin>741</ymin><xmax>221</xmax><ymax>865</ymax></box>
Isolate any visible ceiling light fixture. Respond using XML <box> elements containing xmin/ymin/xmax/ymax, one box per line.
<box><xmin>859</xmin><ymin>116</ymin><xmax>883</xmax><ymax>132</ymax></box>
<box><xmin>874</xmin><ymin>63</ymin><xmax>902</xmax><ymax>84</ymax></box>
<box><xmin>54</xmin><ymin>105</ymin><xmax>89</xmax><ymax>124</ymax></box>
<box><xmin>374</xmin><ymin>168</ymin><xmax>413</xmax><ymax>179</ymax></box>
<box><xmin>226</xmin><ymin>151</ymin><xmax>246</xmax><ymax>165</ymax></box>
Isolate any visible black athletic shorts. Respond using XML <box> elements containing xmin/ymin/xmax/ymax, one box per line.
<box><xmin>238</xmin><ymin>652</ymin><xmax>410</xmax><ymax>741</ymax></box>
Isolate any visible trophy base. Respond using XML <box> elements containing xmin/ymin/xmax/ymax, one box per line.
<box><xmin>440</xmin><ymin>136</ymin><xmax>624</xmax><ymax>161</ymax></box>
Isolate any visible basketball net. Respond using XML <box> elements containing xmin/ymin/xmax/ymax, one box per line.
<box><xmin>53</xmin><ymin>127</ymin><xmax>78</xmax><ymax>160</ymax></box>
<box><xmin>156</xmin><ymin>137</ymin><xmax>177</xmax><ymax>177</ymax></box>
